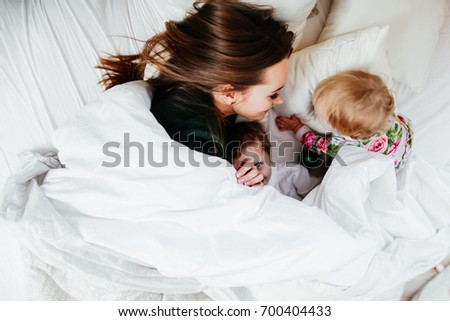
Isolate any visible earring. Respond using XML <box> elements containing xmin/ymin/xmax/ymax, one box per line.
<box><xmin>226</xmin><ymin>91</ymin><xmax>235</xmax><ymax>105</ymax></box>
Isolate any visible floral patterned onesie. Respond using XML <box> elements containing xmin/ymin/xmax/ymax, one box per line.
<box><xmin>296</xmin><ymin>114</ymin><xmax>414</xmax><ymax>171</ymax></box>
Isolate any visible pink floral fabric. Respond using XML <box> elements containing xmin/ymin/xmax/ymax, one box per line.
<box><xmin>301</xmin><ymin>132</ymin><xmax>317</xmax><ymax>149</ymax></box>
<box><xmin>300</xmin><ymin>114</ymin><xmax>413</xmax><ymax>171</ymax></box>
<box><xmin>366</xmin><ymin>135</ymin><xmax>388</xmax><ymax>153</ymax></box>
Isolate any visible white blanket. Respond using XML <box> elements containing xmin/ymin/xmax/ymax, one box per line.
<box><xmin>2</xmin><ymin>81</ymin><xmax>447</xmax><ymax>299</ymax></box>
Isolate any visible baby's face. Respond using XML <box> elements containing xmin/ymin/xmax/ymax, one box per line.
<box><xmin>232</xmin><ymin>145</ymin><xmax>272</xmax><ymax>185</ymax></box>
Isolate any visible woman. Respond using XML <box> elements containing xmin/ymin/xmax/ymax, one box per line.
<box><xmin>97</xmin><ymin>0</ymin><xmax>293</xmax><ymax>186</ymax></box>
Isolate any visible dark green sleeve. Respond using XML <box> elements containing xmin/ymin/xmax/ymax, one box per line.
<box><xmin>151</xmin><ymin>88</ymin><xmax>224</xmax><ymax>157</ymax></box>
<box><xmin>176</xmin><ymin>129</ymin><xmax>224</xmax><ymax>157</ymax></box>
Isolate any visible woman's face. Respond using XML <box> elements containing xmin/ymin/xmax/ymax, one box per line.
<box><xmin>233</xmin><ymin>58</ymin><xmax>289</xmax><ymax>120</ymax></box>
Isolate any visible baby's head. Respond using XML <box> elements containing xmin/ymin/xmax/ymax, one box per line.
<box><xmin>313</xmin><ymin>70</ymin><xmax>394</xmax><ymax>139</ymax></box>
<box><xmin>227</xmin><ymin>121</ymin><xmax>272</xmax><ymax>184</ymax></box>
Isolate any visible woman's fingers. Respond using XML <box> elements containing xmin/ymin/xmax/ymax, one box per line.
<box><xmin>244</xmin><ymin>173</ymin><xmax>264</xmax><ymax>186</ymax></box>
<box><xmin>235</xmin><ymin>163</ymin><xmax>253</xmax><ymax>180</ymax></box>
<box><xmin>236</xmin><ymin>165</ymin><xmax>264</xmax><ymax>186</ymax></box>
<box><xmin>252</xmin><ymin>181</ymin><xmax>265</xmax><ymax>187</ymax></box>
<box><xmin>237</xmin><ymin>165</ymin><xmax>258</xmax><ymax>182</ymax></box>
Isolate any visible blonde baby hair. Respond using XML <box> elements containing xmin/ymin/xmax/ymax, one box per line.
<box><xmin>312</xmin><ymin>70</ymin><xmax>394</xmax><ymax>139</ymax></box>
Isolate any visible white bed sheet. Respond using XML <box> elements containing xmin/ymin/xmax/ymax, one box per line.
<box><xmin>391</xmin><ymin>7</ymin><xmax>450</xmax><ymax>170</ymax></box>
<box><xmin>0</xmin><ymin>0</ymin><xmax>184</xmax><ymax>189</ymax></box>
<box><xmin>0</xmin><ymin>0</ymin><xmax>182</xmax><ymax>301</ymax></box>
<box><xmin>1</xmin><ymin>1</ymin><xmax>450</xmax><ymax>300</ymax></box>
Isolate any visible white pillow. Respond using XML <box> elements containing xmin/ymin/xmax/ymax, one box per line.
<box><xmin>275</xmin><ymin>26</ymin><xmax>391</xmax><ymax>133</ymax></box>
<box><xmin>248</xmin><ymin>0</ymin><xmax>317</xmax><ymax>50</ymax></box>
<box><xmin>296</xmin><ymin>0</ymin><xmax>333</xmax><ymax>51</ymax></box>
<box><xmin>318</xmin><ymin>0</ymin><xmax>450</xmax><ymax>92</ymax></box>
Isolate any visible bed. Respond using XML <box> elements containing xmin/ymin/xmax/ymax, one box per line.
<box><xmin>1</xmin><ymin>0</ymin><xmax>450</xmax><ymax>300</ymax></box>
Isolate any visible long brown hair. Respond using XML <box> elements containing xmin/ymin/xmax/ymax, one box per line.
<box><xmin>97</xmin><ymin>0</ymin><xmax>293</xmax><ymax>146</ymax></box>
<box><xmin>97</xmin><ymin>0</ymin><xmax>294</xmax><ymax>94</ymax></box>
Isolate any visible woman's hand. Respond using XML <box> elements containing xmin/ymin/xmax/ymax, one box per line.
<box><xmin>275</xmin><ymin>114</ymin><xmax>304</xmax><ymax>133</ymax></box>
<box><xmin>235</xmin><ymin>162</ymin><xmax>264</xmax><ymax>187</ymax></box>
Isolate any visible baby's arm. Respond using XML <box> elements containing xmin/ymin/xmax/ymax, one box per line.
<box><xmin>276</xmin><ymin>114</ymin><xmax>340</xmax><ymax>157</ymax></box>
<box><xmin>275</xmin><ymin>114</ymin><xmax>313</xmax><ymax>141</ymax></box>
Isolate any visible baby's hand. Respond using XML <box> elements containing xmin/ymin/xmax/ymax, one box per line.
<box><xmin>275</xmin><ymin>114</ymin><xmax>304</xmax><ymax>133</ymax></box>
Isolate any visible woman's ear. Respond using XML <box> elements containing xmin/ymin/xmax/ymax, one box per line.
<box><xmin>212</xmin><ymin>84</ymin><xmax>244</xmax><ymax>116</ymax></box>
<box><xmin>220</xmin><ymin>84</ymin><xmax>237</xmax><ymax>106</ymax></box>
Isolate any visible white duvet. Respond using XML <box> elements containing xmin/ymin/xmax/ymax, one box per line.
<box><xmin>3</xmin><ymin>81</ymin><xmax>448</xmax><ymax>300</ymax></box>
